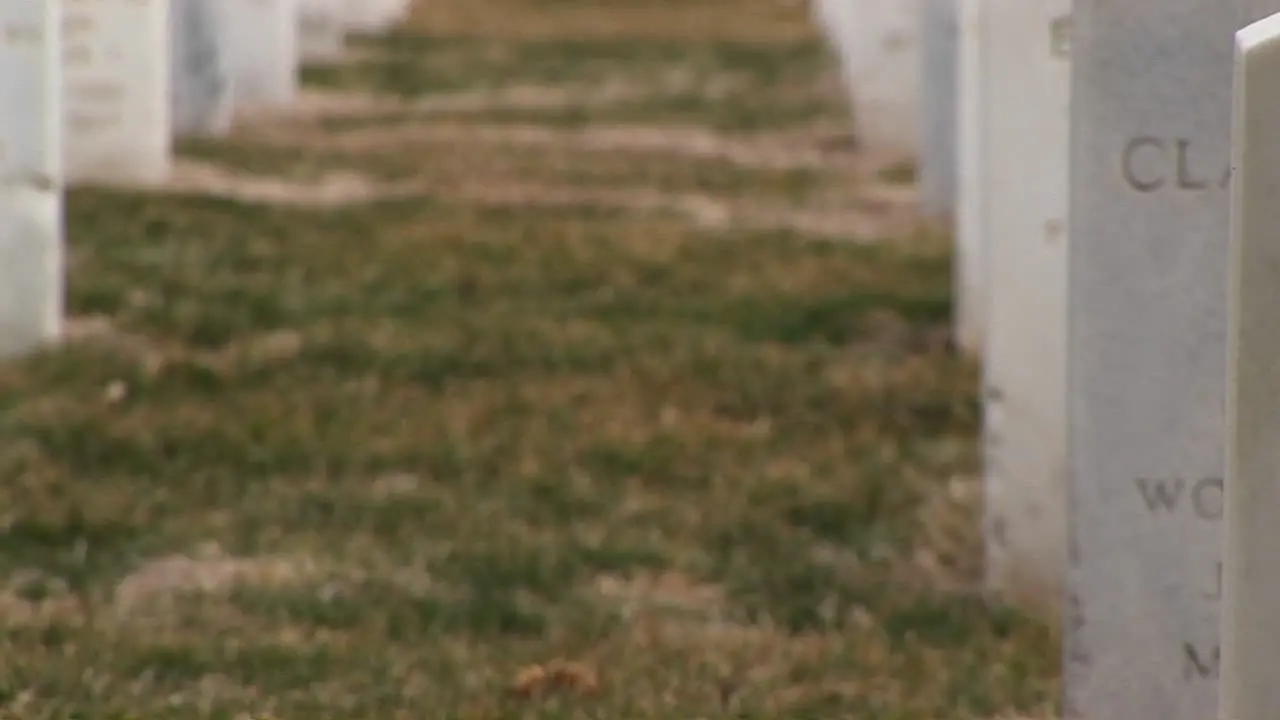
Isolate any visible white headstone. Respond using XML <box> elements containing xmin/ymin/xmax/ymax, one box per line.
<box><xmin>953</xmin><ymin>0</ymin><xmax>985</xmax><ymax>355</ymax></box>
<box><xmin>1222</xmin><ymin>11</ymin><xmax>1280</xmax><ymax>719</ymax></box>
<box><xmin>342</xmin><ymin>0</ymin><xmax>409</xmax><ymax>33</ymax></box>
<box><xmin>222</xmin><ymin>0</ymin><xmax>298</xmax><ymax>107</ymax></box>
<box><xmin>918</xmin><ymin>0</ymin><xmax>957</xmax><ymax>220</ymax></box>
<box><xmin>298</xmin><ymin>0</ymin><xmax>344</xmax><ymax>63</ymax></box>
<box><xmin>0</xmin><ymin>2</ymin><xmax>63</xmax><ymax>358</ymax></box>
<box><xmin>171</xmin><ymin>0</ymin><xmax>234</xmax><ymax>137</ymax></box>
<box><xmin>63</xmin><ymin>0</ymin><xmax>171</xmax><ymax>184</ymax></box>
<box><xmin>980</xmin><ymin>0</ymin><xmax>1071</xmax><ymax>613</ymax></box>
<box><xmin>1066</xmin><ymin>1</ymin><xmax>1280</xmax><ymax>717</ymax></box>
<box><xmin>814</xmin><ymin>0</ymin><xmax>921</xmax><ymax>159</ymax></box>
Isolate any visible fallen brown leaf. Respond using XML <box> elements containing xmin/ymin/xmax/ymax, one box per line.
<box><xmin>510</xmin><ymin>659</ymin><xmax>600</xmax><ymax>698</ymax></box>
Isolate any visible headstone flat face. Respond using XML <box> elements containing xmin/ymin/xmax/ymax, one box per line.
<box><xmin>953</xmin><ymin>0</ymin><xmax>985</xmax><ymax>355</ymax></box>
<box><xmin>171</xmin><ymin>0</ymin><xmax>234</xmax><ymax>137</ymax></box>
<box><xmin>221</xmin><ymin>0</ymin><xmax>298</xmax><ymax>107</ymax></box>
<box><xmin>63</xmin><ymin>0</ymin><xmax>171</xmax><ymax>184</ymax></box>
<box><xmin>298</xmin><ymin>0</ymin><xmax>344</xmax><ymax>63</ymax></box>
<box><xmin>814</xmin><ymin>0</ymin><xmax>920</xmax><ymax>158</ymax></box>
<box><xmin>918</xmin><ymin>0</ymin><xmax>957</xmax><ymax>220</ymax></box>
<box><xmin>342</xmin><ymin>0</ymin><xmax>409</xmax><ymax>33</ymax></box>
<box><xmin>980</xmin><ymin>0</ymin><xmax>1071</xmax><ymax>615</ymax></box>
<box><xmin>0</xmin><ymin>2</ymin><xmax>63</xmax><ymax>358</ymax></box>
<box><xmin>1066</xmin><ymin>1</ymin><xmax>1280</xmax><ymax>717</ymax></box>
<box><xmin>1222</xmin><ymin>13</ymin><xmax>1280</xmax><ymax>719</ymax></box>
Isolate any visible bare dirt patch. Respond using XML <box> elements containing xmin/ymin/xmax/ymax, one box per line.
<box><xmin>249</xmin><ymin>121</ymin><xmax>856</xmax><ymax>172</ymax></box>
<box><xmin>112</xmin><ymin>547</ymin><xmax>323</xmax><ymax>615</ymax></box>
<box><xmin>158</xmin><ymin>160</ymin><xmax>421</xmax><ymax>206</ymax></box>
<box><xmin>134</xmin><ymin>156</ymin><xmax>918</xmax><ymax>239</ymax></box>
<box><xmin>232</xmin><ymin>74</ymin><xmax>720</xmax><ymax>128</ymax></box>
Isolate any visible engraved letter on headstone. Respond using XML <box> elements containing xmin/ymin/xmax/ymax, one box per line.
<box><xmin>1066</xmin><ymin>1</ymin><xmax>1280</xmax><ymax>718</ymax></box>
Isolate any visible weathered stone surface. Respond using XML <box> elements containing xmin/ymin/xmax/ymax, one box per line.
<box><xmin>1066</xmin><ymin>1</ymin><xmax>1280</xmax><ymax>717</ymax></box>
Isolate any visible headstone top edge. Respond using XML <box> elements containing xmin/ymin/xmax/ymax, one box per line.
<box><xmin>1238</xmin><ymin>11</ymin><xmax>1280</xmax><ymax>52</ymax></box>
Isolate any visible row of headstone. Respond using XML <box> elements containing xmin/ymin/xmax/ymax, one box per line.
<box><xmin>0</xmin><ymin>0</ymin><xmax>410</xmax><ymax>359</ymax></box>
<box><xmin>815</xmin><ymin>0</ymin><xmax>1280</xmax><ymax>717</ymax></box>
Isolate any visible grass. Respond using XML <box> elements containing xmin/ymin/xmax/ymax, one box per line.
<box><xmin>0</xmin><ymin>0</ymin><xmax>1058</xmax><ymax>717</ymax></box>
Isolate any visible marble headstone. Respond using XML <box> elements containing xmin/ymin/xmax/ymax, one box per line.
<box><xmin>342</xmin><ymin>0</ymin><xmax>409</xmax><ymax>33</ymax></box>
<box><xmin>222</xmin><ymin>0</ymin><xmax>298</xmax><ymax>107</ymax></box>
<box><xmin>980</xmin><ymin>0</ymin><xmax>1072</xmax><ymax>615</ymax></box>
<box><xmin>63</xmin><ymin>0</ymin><xmax>172</xmax><ymax>184</ymax></box>
<box><xmin>814</xmin><ymin>0</ymin><xmax>921</xmax><ymax>159</ymax></box>
<box><xmin>1222</xmin><ymin>11</ymin><xmax>1280</xmax><ymax>720</ymax></box>
<box><xmin>918</xmin><ymin>0</ymin><xmax>957</xmax><ymax>220</ymax></box>
<box><xmin>171</xmin><ymin>0</ymin><xmax>234</xmax><ymax>137</ymax></box>
<box><xmin>953</xmin><ymin>0</ymin><xmax>985</xmax><ymax>355</ymax></box>
<box><xmin>298</xmin><ymin>0</ymin><xmax>344</xmax><ymax>63</ymax></box>
<box><xmin>1066</xmin><ymin>1</ymin><xmax>1280</xmax><ymax>717</ymax></box>
<box><xmin>0</xmin><ymin>2</ymin><xmax>63</xmax><ymax>358</ymax></box>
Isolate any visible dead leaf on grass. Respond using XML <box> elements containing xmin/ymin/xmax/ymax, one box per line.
<box><xmin>510</xmin><ymin>659</ymin><xmax>600</xmax><ymax>698</ymax></box>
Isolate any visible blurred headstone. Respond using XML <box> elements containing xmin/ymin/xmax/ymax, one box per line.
<box><xmin>814</xmin><ymin>0</ymin><xmax>921</xmax><ymax>160</ymax></box>
<box><xmin>954</xmin><ymin>0</ymin><xmax>985</xmax><ymax>354</ymax></box>
<box><xmin>979</xmin><ymin>0</ymin><xmax>1072</xmax><ymax>615</ymax></box>
<box><xmin>919</xmin><ymin>0</ymin><xmax>957</xmax><ymax>220</ymax></box>
<box><xmin>299</xmin><ymin>0</ymin><xmax>344</xmax><ymax>63</ymax></box>
<box><xmin>0</xmin><ymin>2</ymin><xmax>62</xmax><ymax>358</ymax></box>
<box><xmin>223</xmin><ymin>0</ymin><xmax>298</xmax><ymax>107</ymax></box>
<box><xmin>343</xmin><ymin>0</ymin><xmax>410</xmax><ymax>33</ymax></box>
<box><xmin>171</xmin><ymin>0</ymin><xmax>234</xmax><ymax>136</ymax></box>
<box><xmin>63</xmin><ymin>0</ymin><xmax>171</xmax><ymax>184</ymax></box>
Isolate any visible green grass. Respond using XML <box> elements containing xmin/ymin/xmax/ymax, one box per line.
<box><xmin>0</xmin><ymin>0</ymin><xmax>1058</xmax><ymax>716</ymax></box>
<box><xmin>300</xmin><ymin>34</ymin><xmax>840</xmax><ymax>132</ymax></box>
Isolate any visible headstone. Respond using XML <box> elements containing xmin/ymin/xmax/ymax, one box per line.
<box><xmin>298</xmin><ymin>0</ymin><xmax>344</xmax><ymax>63</ymax></box>
<box><xmin>953</xmin><ymin>0</ymin><xmax>985</xmax><ymax>355</ymax></box>
<box><xmin>980</xmin><ymin>0</ymin><xmax>1071</xmax><ymax>614</ymax></box>
<box><xmin>63</xmin><ymin>0</ymin><xmax>171</xmax><ymax>184</ymax></box>
<box><xmin>342</xmin><ymin>0</ymin><xmax>409</xmax><ymax>33</ymax></box>
<box><xmin>1065</xmin><ymin>1</ymin><xmax>1280</xmax><ymax>718</ymax></box>
<box><xmin>221</xmin><ymin>0</ymin><xmax>298</xmax><ymax>107</ymax></box>
<box><xmin>171</xmin><ymin>0</ymin><xmax>234</xmax><ymax>137</ymax></box>
<box><xmin>0</xmin><ymin>2</ymin><xmax>63</xmax><ymax>358</ymax></box>
<box><xmin>918</xmin><ymin>0</ymin><xmax>957</xmax><ymax>220</ymax></box>
<box><xmin>814</xmin><ymin>0</ymin><xmax>921</xmax><ymax>159</ymax></box>
<box><xmin>1222</xmin><ymin>12</ymin><xmax>1280</xmax><ymax>719</ymax></box>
